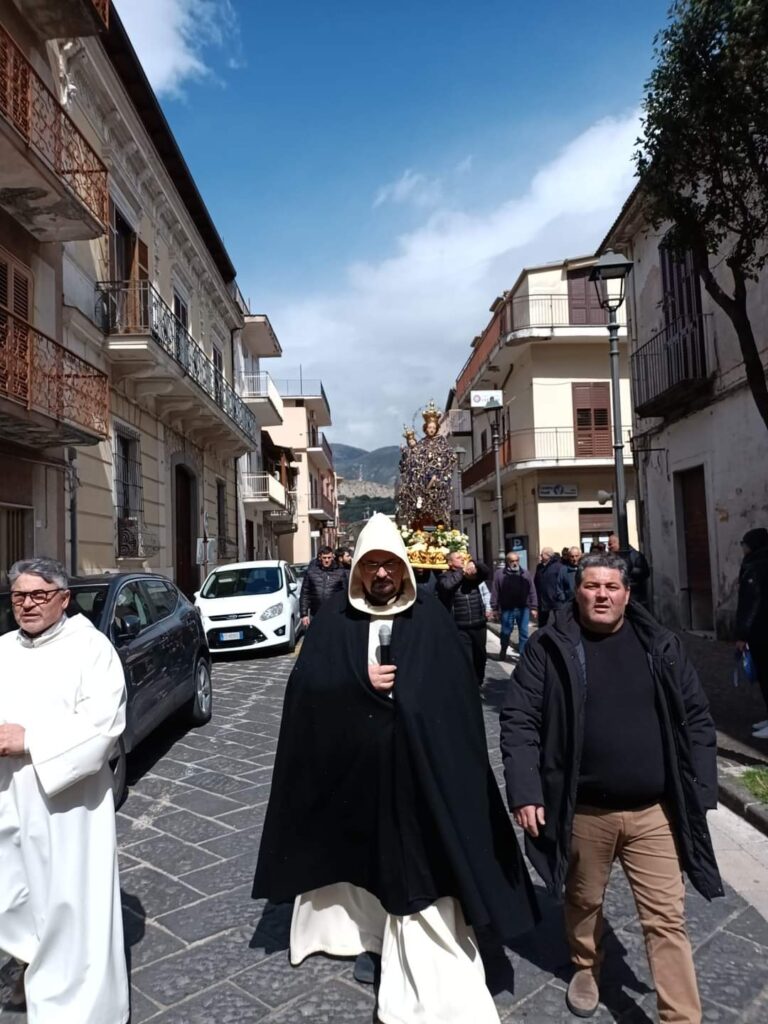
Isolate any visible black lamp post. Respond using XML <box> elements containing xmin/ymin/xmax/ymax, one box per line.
<box><xmin>589</xmin><ymin>249</ymin><xmax>634</xmax><ymax>551</ymax></box>
<box><xmin>453</xmin><ymin>446</ymin><xmax>466</xmax><ymax>537</ymax></box>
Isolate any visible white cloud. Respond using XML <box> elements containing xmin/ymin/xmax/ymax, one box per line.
<box><xmin>267</xmin><ymin>112</ymin><xmax>640</xmax><ymax>451</ymax></box>
<box><xmin>113</xmin><ymin>0</ymin><xmax>239</xmax><ymax>97</ymax></box>
<box><xmin>373</xmin><ymin>169</ymin><xmax>443</xmax><ymax>210</ymax></box>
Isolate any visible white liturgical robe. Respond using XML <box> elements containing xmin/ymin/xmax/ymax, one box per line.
<box><xmin>0</xmin><ymin>613</ymin><xmax>129</xmax><ymax>1024</ymax></box>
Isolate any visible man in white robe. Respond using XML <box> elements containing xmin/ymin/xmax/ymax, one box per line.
<box><xmin>0</xmin><ymin>558</ymin><xmax>129</xmax><ymax>1023</ymax></box>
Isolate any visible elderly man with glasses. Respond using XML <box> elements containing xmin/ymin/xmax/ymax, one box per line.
<box><xmin>254</xmin><ymin>514</ymin><xmax>538</xmax><ymax>1024</ymax></box>
<box><xmin>0</xmin><ymin>558</ymin><xmax>128</xmax><ymax>1023</ymax></box>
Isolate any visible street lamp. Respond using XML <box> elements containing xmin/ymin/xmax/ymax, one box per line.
<box><xmin>453</xmin><ymin>446</ymin><xmax>466</xmax><ymax>537</ymax></box>
<box><xmin>589</xmin><ymin>249</ymin><xmax>634</xmax><ymax>550</ymax></box>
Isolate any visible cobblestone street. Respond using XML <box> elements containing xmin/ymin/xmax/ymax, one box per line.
<box><xmin>3</xmin><ymin>644</ymin><xmax>768</xmax><ymax>1023</ymax></box>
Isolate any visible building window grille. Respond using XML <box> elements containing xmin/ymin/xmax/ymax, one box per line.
<box><xmin>114</xmin><ymin>427</ymin><xmax>145</xmax><ymax>558</ymax></box>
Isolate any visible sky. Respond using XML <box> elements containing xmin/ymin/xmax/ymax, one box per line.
<box><xmin>113</xmin><ymin>0</ymin><xmax>671</xmax><ymax>449</ymax></box>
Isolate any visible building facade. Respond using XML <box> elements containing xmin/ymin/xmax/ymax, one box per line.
<box><xmin>453</xmin><ymin>258</ymin><xmax>638</xmax><ymax>568</ymax></box>
<box><xmin>602</xmin><ymin>189</ymin><xmax>768</xmax><ymax>636</ymax></box>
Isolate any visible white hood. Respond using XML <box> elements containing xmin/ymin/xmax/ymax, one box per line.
<box><xmin>349</xmin><ymin>513</ymin><xmax>417</xmax><ymax>617</ymax></box>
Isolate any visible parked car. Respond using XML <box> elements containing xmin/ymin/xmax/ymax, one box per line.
<box><xmin>195</xmin><ymin>560</ymin><xmax>301</xmax><ymax>654</ymax></box>
<box><xmin>0</xmin><ymin>573</ymin><xmax>212</xmax><ymax>805</ymax></box>
<box><xmin>291</xmin><ymin>562</ymin><xmax>310</xmax><ymax>580</ymax></box>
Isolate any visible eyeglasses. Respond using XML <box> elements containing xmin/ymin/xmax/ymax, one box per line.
<box><xmin>10</xmin><ymin>588</ymin><xmax>66</xmax><ymax>607</ymax></box>
<box><xmin>360</xmin><ymin>558</ymin><xmax>401</xmax><ymax>574</ymax></box>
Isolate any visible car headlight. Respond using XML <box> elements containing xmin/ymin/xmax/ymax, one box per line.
<box><xmin>260</xmin><ymin>602</ymin><xmax>284</xmax><ymax>621</ymax></box>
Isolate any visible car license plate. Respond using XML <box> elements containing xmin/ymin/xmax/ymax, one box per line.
<box><xmin>220</xmin><ymin>630</ymin><xmax>244</xmax><ymax>642</ymax></box>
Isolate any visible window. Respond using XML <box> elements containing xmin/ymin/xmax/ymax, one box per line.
<box><xmin>0</xmin><ymin>250</ymin><xmax>33</xmax><ymax>402</ymax></box>
<box><xmin>114</xmin><ymin>427</ymin><xmax>144</xmax><ymax>557</ymax></box>
<box><xmin>216</xmin><ymin>480</ymin><xmax>227</xmax><ymax>557</ymax></box>
<box><xmin>212</xmin><ymin>344</ymin><xmax>224</xmax><ymax>405</ymax></box>
<box><xmin>112</xmin><ymin>581</ymin><xmax>152</xmax><ymax>635</ymax></box>
<box><xmin>572</xmin><ymin>383</ymin><xmax>611</xmax><ymax>458</ymax></box>
<box><xmin>173</xmin><ymin>292</ymin><xmax>189</xmax><ymax>330</ymax></box>
<box><xmin>0</xmin><ymin>248</ymin><xmax>32</xmax><ymax>320</ymax></box>
<box><xmin>201</xmin><ymin>567</ymin><xmax>283</xmax><ymax>598</ymax></box>
<box><xmin>107</xmin><ymin>201</ymin><xmax>148</xmax><ymax>329</ymax></box>
<box><xmin>144</xmin><ymin>579</ymin><xmax>179</xmax><ymax>621</ymax></box>
<box><xmin>567</xmin><ymin>268</ymin><xmax>607</xmax><ymax>326</ymax></box>
<box><xmin>480</xmin><ymin>429</ymin><xmax>488</xmax><ymax>454</ymax></box>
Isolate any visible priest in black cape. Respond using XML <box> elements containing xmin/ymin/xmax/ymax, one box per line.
<box><xmin>253</xmin><ymin>513</ymin><xmax>538</xmax><ymax>1023</ymax></box>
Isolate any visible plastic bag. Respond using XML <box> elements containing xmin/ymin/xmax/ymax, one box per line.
<box><xmin>733</xmin><ymin>647</ymin><xmax>756</xmax><ymax>687</ymax></box>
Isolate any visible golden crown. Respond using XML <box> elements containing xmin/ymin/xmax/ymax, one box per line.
<box><xmin>421</xmin><ymin>400</ymin><xmax>442</xmax><ymax>427</ymax></box>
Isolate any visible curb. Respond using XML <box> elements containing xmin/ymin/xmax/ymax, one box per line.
<box><xmin>718</xmin><ymin>773</ymin><xmax>768</xmax><ymax>840</ymax></box>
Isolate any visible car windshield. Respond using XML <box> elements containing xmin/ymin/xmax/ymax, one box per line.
<box><xmin>201</xmin><ymin>567</ymin><xmax>283</xmax><ymax>599</ymax></box>
<box><xmin>0</xmin><ymin>583</ymin><xmax>110</xmax><ymax>635</ymax></box>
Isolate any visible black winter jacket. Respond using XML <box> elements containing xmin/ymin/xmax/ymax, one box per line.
<box><xmin>437</xmin><ymin>562</ymin><xmax>490</xmax><ymax>628</ymax></box>
<box><xmin>534</xmin><ymin>556</ymin><xmax>570</xmax><ymax>611</ymax></box>
<box><xmin>500</xmin><ymin>602</ymin><xmax>723</xmax><ymax>901</ymax></box>
<box><xmin>735</xmin><ymin>547</ymin><xmax>768</xmax><ymax>643</ymax></box>
<box><xmin>300</xmin><ymin>559</ymin><xmax>347</xmax><ymax>617</ymax></box>
<box><xmin>618</xmin><ymin>546</ymin><xmax>651</xmax><ymax>603</ymax></box>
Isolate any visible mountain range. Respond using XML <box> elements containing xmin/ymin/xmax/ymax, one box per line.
<box><xmin>331</xmin><ymin>443</ymin><xmax>400</xmax><ymax>486</ymax></box>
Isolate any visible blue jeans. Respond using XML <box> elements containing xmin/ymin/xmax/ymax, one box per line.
<box><xmin>500</xmin><ymin>607</ymin><xmax>530</xmax><ymax>656</ymax></box>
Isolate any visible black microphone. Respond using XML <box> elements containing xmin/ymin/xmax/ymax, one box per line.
<box><xmin>379</xmin><ymin>624</ymin><xmax>392</xmax><ymax>665</ymax></box>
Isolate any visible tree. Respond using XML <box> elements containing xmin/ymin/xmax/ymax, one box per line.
<box><xmin>635</xmin><ymin>0</ymin><xmax>768</xmax><ymax>429</ymax></box>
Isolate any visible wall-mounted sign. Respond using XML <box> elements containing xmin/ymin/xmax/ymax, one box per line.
<box><xmin>538</xmin><ymin>483</ymin><xmax>578</xmax><ymax>499</ymax></box>
<box><xmin>470</xmin><ymin>390</ymin><xmax>503</xmax><ymax>409</ymax></box>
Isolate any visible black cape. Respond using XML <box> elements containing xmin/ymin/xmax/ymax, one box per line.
<box><xmin>252</xmin><ymin>590</ymin><xmax>539</xmax><ymax>942</ymax></box>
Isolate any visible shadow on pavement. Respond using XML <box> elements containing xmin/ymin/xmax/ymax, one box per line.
<box><xmin>121</xmin><ymin>892</ymin><xmax>147</xmax><ymax>1018</ymax></box>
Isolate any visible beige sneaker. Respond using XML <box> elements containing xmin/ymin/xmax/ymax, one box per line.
<box><xmin>566</xmin><ymin>967</ymin><xmax>599</xmax><ymax>1018</ymax></box>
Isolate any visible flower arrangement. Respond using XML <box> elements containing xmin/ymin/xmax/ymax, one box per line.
<box><xmin>399</xmin><ymin>524</ymin><xmax>470</xmax><ymax>569</ymax></box>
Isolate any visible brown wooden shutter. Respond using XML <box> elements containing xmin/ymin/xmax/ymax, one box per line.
<box><xmin>572</xmin><ymin>382</ymin><xmax>611</xmax><ymax>457</ymax></box>
<box><xmin>567</xmin><ymin>269</ymin><xmax>607</xmax><ymax>326</ymax></box>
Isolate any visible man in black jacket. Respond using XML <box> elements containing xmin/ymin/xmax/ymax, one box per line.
<box><xmin>500</xmin><ymin>552</ymin><xmax>721</xmax><ymax>1023</ymax></box>
<box><xmin>608</xmin><ymin>534</ymin><xmax>650</xmax><ymax>606</ymax></box>
<box><xmin>534</xmin><ymin>547</ymin><xmax>571</xmax><ymax>626</ymax></box>
<box><xmin>736</xmin><ymin>527</ymin><xmax>768</xmax><ymax>737</ymax></box>
<box><xmin>437</xmin><ymin>552</ymin><xmax>491</xmax><ymax>685</ymax></box>
<box><xmin>300</xmin><ymin>546</ymin><xmax>347</xmax><ymax>627</ymax></box>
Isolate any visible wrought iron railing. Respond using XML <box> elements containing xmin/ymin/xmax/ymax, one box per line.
<box><xmin>461</xmin><ymin>425</ymin><xmax>632</xmax><ymax>489</ymax></box>
<box><xmin>0</xmin><ymin>25</ymin><xmax>108</xmax><ymax>228</ymax></box>
<box><xmin>96</xmin><ymin>281</ymin><xmax>260</xmax><ymax>446</ymax></box>
<box><xmin>0</xmin><ymin>305</ymin><xmax>109</xmax><ymax>437</ymax></box>
<box><xmin>309</xmin><ymin>493</ymin><xmax>335</xmax><ymax>520</ymax></box>
<box><xmin>631</xmin><ymin>314</ymin><xmax>712</xmax><ymax>415</ymax></box>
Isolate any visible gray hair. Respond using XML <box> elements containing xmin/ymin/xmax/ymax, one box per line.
<box><xmin>8</xmin><ymin>558</ymin><xmax>69</xmax><ymax>589</ymax></box>
<box><xmin>575</xmin><ymin>552</ymin><xmax>629</xmax><ymax>589</ymax></box>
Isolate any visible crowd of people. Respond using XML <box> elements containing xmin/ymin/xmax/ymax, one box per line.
<box><xmin>2</xmin><ymin>523</ymin><xmax>767</xmax><ymax>1022</ymax></box>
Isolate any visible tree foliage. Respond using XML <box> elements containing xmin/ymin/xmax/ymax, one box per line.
<box><xmin>636</xmin><ymin>0</ymin><xmax>768</xmax><ymax>427</ymax></box>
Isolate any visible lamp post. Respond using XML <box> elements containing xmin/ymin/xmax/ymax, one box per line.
<box><xmin>589</xmin><ymin>249</ymin><xmax>634</xmax><ymax>551</ymax></box>
<box><xmin>491</xmin><ymin>409</ymin><xmax>505</xmax><ymax>568</ymax></box>
<box><xmin>453</xmin><ymin>446</ymin><xmax>466</xmax><ymax>537</ymax></box>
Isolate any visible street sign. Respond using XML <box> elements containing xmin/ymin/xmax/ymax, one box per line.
<box><xmin>538</xmin><ymin>483</ymin><xmax>578</xmax><ymax>499</ymax></box>
<box><xmin>470</xmin><ymin>390</ymin><xmax>503</xmax><ymax>409</ymax></box>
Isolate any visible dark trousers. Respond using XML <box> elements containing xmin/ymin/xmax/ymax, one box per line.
<box><xmin>458</xmin><ymin>624</ymin><xmax>487</xmax><ymax>685</ymax></box>
<box><xmin>539</xmin><ymin>608</ymin><xmax>552</xmax><ymax>628</ymax></box>
<box><xmin>750</xmin><ymin>640</ymin><xmax>768</xmax><ymax>713</ymax></box>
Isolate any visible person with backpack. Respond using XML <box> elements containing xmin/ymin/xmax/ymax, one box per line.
<box><xmin>491</xmin><ymin>552</ymin><xmax>538</xmax><ymax>659</ymax></box>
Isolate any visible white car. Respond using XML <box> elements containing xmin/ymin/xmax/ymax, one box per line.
<box><xmin>195</xmin><ymin>560</ymin><xmax>301</xmax><ymax>654</ymax></box>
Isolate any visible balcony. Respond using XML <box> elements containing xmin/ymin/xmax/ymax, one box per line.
<box><xmin>239</xmin><ymin>372</ymin><xmax>284</xmax><ymax>426</ymax></box>
<box><xmin>308</xmin><ymin>492</ymin><xmax>335</xmax><ymax>523</ymax></box>
<box><xmin>455</xmin><ymin>293</ymin><xmax>616</xmax><ymax>405</ymax></box>
<box><xmin>242</xmin><ymin>314</ymin><xmax>282</xmax><ymax>358</ymax></box>
<box><xmin>267</xmin><ymin>491</ymin><xmax>298</xmax><ymax>535</ymax></box>
<box><xmin>97</xmin><ymin>280</ymin><xmax>260</xmax><ymax>454</ymax></box>
<box><xmin>632</xmin><ymin>315</ymin><xmax>714</xmax><ymax>419</ymax></box>
<box><xmin>0</xmin><ymin>305</ymin><xmax>108</xmax><ymax>446</ymax></box>
<box><xmin>0</xmin><ymin>25</ymin><xmax>108</xmax><ymax>239</ymax></box>
<box><xmin>241</xmin><ymin>472</ymin><xmax>288</xmax><ymax>509</ymax></box>
<box><xmin>461</xmin><ymin>425</ymin><xmax>632</xmax><ymax>492</ymax></box>
<box><xmin>274</xmin><ymin>378</ymin><xmax>331</xmax><ymax>427</ymax></box>
<box><xmin>17</xmin><ymin>0</ymin><xmax>109</xmax><ymax>39</ymax></box>
<box><xmin>307</xmin><ymin>431</ymin><xmax>333</xmax><ymax>471</ymax></box>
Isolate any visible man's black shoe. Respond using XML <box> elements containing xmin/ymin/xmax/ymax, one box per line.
<box><xmin>353</xmin><ymin>951</ymin><xmax>380</xmax><ymax>985</ymax></box>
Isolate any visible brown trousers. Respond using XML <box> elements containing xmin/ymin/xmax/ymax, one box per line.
<box><xmin>565</xmin><ymin>803</ymin><xmax>701</xmax><ymax>1024</ymax></box>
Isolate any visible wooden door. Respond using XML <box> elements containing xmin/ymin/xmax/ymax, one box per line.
<box><xmin>245</xmin><ymin>519</ymin><xmax>255</xmax><ymax>561</ymax></box>
<box><xmin>679</xmin><ymin>466</ymin><xmax>713</xmax><ymax>630</ymax></box>
<box><xmin>660</xmin><ymin>241</ymin><xmax>706</xmax><ymax>381</ymax></box>
<box><xmin>174</xmin><ymin>465</ymin><xmax>197</xmax><ymax>597</ymax></box>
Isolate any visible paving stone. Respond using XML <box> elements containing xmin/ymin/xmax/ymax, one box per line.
<box><xmin>161</xmin><ymin>786</ymin><xmax>246</xmax><ymax>818</ymax></box>
<box><xmin>724</xmin><ymin>905</ymin><xmax>768</xmax><ymax>949</ymax></box>
<box><xmin>121</xmin><ymin>865</ymin><xmax>205</xmax><ymax>918</ymax></box>
<box><xmin>265</xmin><ymin>976</ymin><xmax>376</xmax><ymax>1023</ymax></box>
<box><xmin>157</xmin><ymin>886</ymin><xmax>257</xmax><ymax>943</ymax></box>
<box><xmin>233</xmin><ymin>950</ymin><xmax>347</xmax><ymax>1009</ymax></box>
<box><xmin>694</xmin><ymin>928</ymin><xmax>768</xmax><ymax>1011</ymax></box>
<box><xmin>181</xmin><ymin>851</ymin><xmax>257</xmax><ymax>896</ymax></box>
<box><xmin>202</xmin><ymin>825</ymin><xmax>262</xmax><ymax>860</ymax></box>
<box><xmin>193</xmin><ymin>753</ymin><xmax>261</xmax><ymax>776</ymax></box>
<box><xmin>146</xmin><ymin>981</ymin><xmax>269</xmax><ymax>1023</ymax></box>
<box><xmin>127</xmin><ymin>832</ymin><xmax>221</xmax><ymax>876</ymax></box>
<box><xmin>151</xmin><ymin>807</ymin><xmax>235</xmax><ymax>844</ymax></box>
<box><xmin>188</xmin><ymin>768</ymin><xmax>258</xmax><ymax>797</ymax></box>
<box><xmin>125</xmin><ymin>915</ymin><xmax>187</xmax><ymax>971</ymax></box>
<box><xmin>128</xmin><ymin>985</ymin><xmax>162</xmax><ymax>1024</ymax></box>
<box><xmin>216</xmin><ymin>803</ymin><xmax>268</xmax><ymax>830</ymax></box>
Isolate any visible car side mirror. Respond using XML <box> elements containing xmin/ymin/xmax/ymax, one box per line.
<box><xmin>193</xmin><ymin>591</ymin><xmax>200</xmax><ymax>601</ymax></box>
<box><xmin>288</xmin><ymin>583</ymin><xmax>297</xmax><ymax>595</ymax></box>
<box><xmin>114</xmin><ymin>613</ymin><xmax>141</xmax><ymax>643</ymax></box>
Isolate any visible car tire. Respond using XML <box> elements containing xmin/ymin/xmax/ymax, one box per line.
<box><xmin>286</xmin><ymin>620</ymin><xmax>297</xmax><ymax>654</ymax></box>
<box><xmin>110</xmin><ymin>736</ymin><xmax>127</xmax><ymax>809</ymax></box>
<box><xmin>188</xmin><ymin>656</ymin><xmax>213</xmax><ymax>724</ymax></box>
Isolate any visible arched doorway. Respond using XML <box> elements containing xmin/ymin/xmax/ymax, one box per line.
<box><xmin>174</xmin><ymin>464</ymin><xmax>198</xmax><ymax>597</ymax></box>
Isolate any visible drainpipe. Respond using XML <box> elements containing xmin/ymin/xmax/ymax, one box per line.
<box><xmin>67</xmin><ymin>447</ymin><xmax>78</xmax><ymax>575</ymax></box>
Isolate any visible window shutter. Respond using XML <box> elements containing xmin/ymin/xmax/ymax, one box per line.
<box><xmin>572</xmin><ymin>382</ymin><xmax>611</xmax><ymax>457</ymax></box>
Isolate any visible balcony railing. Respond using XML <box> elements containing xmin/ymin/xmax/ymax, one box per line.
<box><xmin>0</xmin><ymin>25</ymin><xmax>108</xmax><ymax>228</ymax></box>
<box><xmin>274</xmin><ymin>378</ymin><xmax>329</xmax><ymax>406</ymax></box>
<box><xmin>461</xmin><ymin>425</ymin><xmax>632</xmax><ymax>489</ymax></box>
<box><xmin>308</xmin><ymin>430</ymin><xmax>333</xmax><ymax>466</ymax></box>
<box><xmin>97</xmin><ymin>281</ymin><xmax>260</xmax><ymax>446</ymax></box>
<box><xmin>241</xmin><ymin>473</ymin><xmax>287</xmax><ymax>507</ymax></box>
<box><xmin>267</xmin><ymin>490</ymin><xmax>298</xmax><ymax>534</ymax></box>
<box><xmin>309</xmin><ymin>493</ymin><xmax>335</xmax><ymax>521</ymax></box>
<box><xmin>631</xmin><ymin>314</ymin><xmax>713</xmax><ymax>418</ymax></box>
<box><xmin>0</xmin><ymin>305</ymin><xmax>109</xmax><ymax>440</ymax></box>
<box><xmin>455</xmin><ymin>318</ymin><xmax>502</xmax><ymax>404</ymax></box>
<box><xmin>240</xmin><ymin>372</ymin><xmax>278</xmax><ymax>400</ymax></box>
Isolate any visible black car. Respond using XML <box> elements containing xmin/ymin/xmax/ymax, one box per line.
<box><xmin>0</xmin><ymin>572</ymin><xmax>212</xmax><ymax>804</ymax></box>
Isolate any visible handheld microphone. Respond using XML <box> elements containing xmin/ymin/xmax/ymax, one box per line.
<box><xmin>379</xmin><ymin>624</ymin><xmax>392</xmax><ymax>665</ymax></box>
